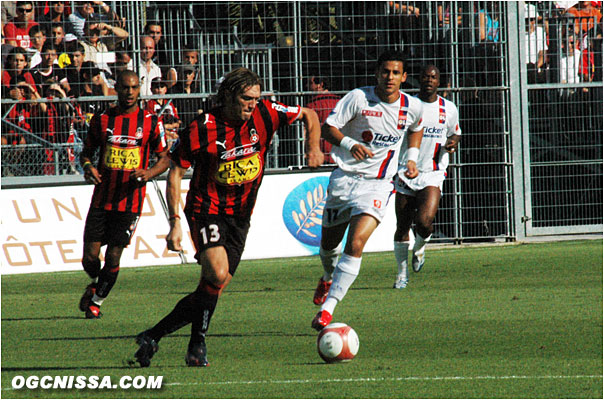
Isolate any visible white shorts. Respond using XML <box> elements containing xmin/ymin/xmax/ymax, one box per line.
<box><xmin>322</xmin><ymin>168</ymin><xmax>394</xmax><ymax>228</ymax></box>
<box><xmin>394</xmin><ymin>171</ymin><xmax>445</xmax><ymax>197</ymax></box>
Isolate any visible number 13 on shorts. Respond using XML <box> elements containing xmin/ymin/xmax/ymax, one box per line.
<box><xmin>200</xmin><ymin>224</ymin><xmax>221</xmax><ymax>244</ymax></box>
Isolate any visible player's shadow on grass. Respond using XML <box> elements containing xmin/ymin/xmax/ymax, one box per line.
<box><xmin>2</xmin><ymin>365</ymin><xmax>136</xmax><ymax>372</ymax></box>
<box><xmin>36</xmin><ymin>331</ymin><xmax>315</xmax><ymax>342</ymax></box>
<box><xmin>174</xmin><ymin>286</ymin><xmax>377</xmax><ymax>295</ymax></box>
<box><xmin>2</xmin><ymin>316</ymin><xmax>82</xmax><ymax>321</ymax></box>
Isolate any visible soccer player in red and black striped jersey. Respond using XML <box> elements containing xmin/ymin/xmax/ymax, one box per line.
<box><xmin>78</xmin><ymin>70</ymin><xmax>170</xmax><ymax>319</ymax></box>
<box><xmin>134</xmin><ymin>67</ymin><xmax>323</xmax><ymax>367</ymax></box>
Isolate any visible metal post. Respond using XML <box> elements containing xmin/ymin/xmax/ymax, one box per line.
<box><xmin>507</xmin><ymin>1</ymin><xmax>530</xmax><ymax>240</ymax></box>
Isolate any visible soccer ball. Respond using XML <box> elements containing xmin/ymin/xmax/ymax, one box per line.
<box><xmin>317</xmin><ymin>323</ymin><xmax>359</xmax><ymax>363</ymax></box>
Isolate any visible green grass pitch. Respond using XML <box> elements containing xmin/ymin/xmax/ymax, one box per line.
<box><xmin>1</xmin><ymin>240</ymin><xmax>602</xmax><ymax>398</ymax></box>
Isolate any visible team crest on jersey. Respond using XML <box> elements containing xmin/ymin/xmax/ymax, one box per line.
<box><xmin>438</xmin><ymin>97</ymin><xmax>446</xmax><ymax>124</ymax></box>
<box><xmin>215</xmin><ymin>153</ymin><xmax>262</xmax><ymax>185</ymax></box>
<box><xmin>250</xmin><ymin>128</ymin><xmax>259</xmax><ymax>144</ymax></box>
<box><xmin>135</xmin><ymin>127</ymin><xmax>143</xmax><ymax>139</ymax></box>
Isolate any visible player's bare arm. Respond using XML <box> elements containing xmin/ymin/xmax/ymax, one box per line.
<box><xmin>298</xmin><ymin>107</ymin><xmax>323</xmax><ymax>168</ymax></box>
<box><xmin>130</xmin><ymin>149</ymin><xmax>171</xmax><ymax>183</ymax></box>
<box><xmin>322</xmin><ymin>124</ymin><xmax>374</xmax><ymax>161</ymax></box>
<box><xmin>165</xmin><ymin>163</ymin><xmax>187</xmax><ymax>252</ymax></box>
<box><xmin>80</xmin><ymin>152</ymin><xmax>102</xmax><ymax>185</ymax></box>
<box><xmin>404</xmin><ymin>128</ymin><xmax>424</xmax><ymax>179</ymax></box>
<box><xmin>444</xmin><ymin>134</ymin><xmax>461</xmax><ymax>153</ymax></box>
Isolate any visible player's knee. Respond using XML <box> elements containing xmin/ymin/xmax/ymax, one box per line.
<box><xmin>414</xmin><ymin>217</ymin><xmax>434</xmax><ymax>237</ymax></box>
<box><xmin>203</xmin><ymin>268</ymin><xmax>230</xmax><ymax>287</ymax></box>
<box><xmin>345</xmin><ymin>237</ymin><xmax>367</xmax><ymax>257</ymax></box>
<box><xmin>82</xmin><ymin>253</ymin><xmax>99</xmax><ymax>265</ymax></box>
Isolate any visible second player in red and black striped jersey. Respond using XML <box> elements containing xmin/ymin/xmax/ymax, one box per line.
<box><xmin>85</xmin><ymin>106</ymin><xmax>167</xmax><ymax>214</ymax></box>
<box><xmin>170</xmin><ymin>99</ymin><xmax>301</xmax><ymax>218</ymax></box>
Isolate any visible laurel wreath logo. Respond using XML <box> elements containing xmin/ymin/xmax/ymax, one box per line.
<box><xmin>290</xmin><ymin>184</ymin><xmax>326</xmax><ymax>238</ymax></box>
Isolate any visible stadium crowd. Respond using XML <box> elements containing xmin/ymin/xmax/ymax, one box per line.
<box><xmin>1</xmin><ymin>1</ymin><xmax>602</xmax><ymax>178</ymax></box>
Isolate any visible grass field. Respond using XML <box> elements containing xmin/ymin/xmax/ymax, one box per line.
<box><xmin>1</xmin><ymin>240</ymin><xmax>602</xmax><ymax>399</ymax></box>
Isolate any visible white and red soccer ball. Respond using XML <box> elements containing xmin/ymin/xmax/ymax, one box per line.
<box><xmin>317</xmin><ymin>323</ymin><xmax>359</xmax><ymax>363</ymax></box>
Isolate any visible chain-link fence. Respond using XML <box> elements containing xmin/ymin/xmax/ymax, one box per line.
<box><xmin>2</xmin><ymin>1</ymin><xmax>602</xmax><ymax>240</ymax></box>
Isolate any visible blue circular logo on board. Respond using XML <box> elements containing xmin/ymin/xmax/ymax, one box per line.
<box><xmin>282</xmin><ymin>176</ymin><xmax>329</xmax><ymax>248</ymax></box>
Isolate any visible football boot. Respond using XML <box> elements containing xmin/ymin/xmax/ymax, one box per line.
<box><xmin>311</xmin><ymin>310</ymin><xmax>332</xmax><ymax>331</ymax></box>
<box><xmin>134</xmin><ymin>331</ymin><xmax>159</xmax><ymax>368</ymax></box>
<box><xmin>313</xmin><ymin>277</ymin><xmax>332</xmax><ymax>305</ymax></box>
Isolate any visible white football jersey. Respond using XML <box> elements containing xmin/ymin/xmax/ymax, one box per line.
<box><xmin>400</xmin><ymin>95</ymin><xmax>461</xmax><ymax>175</ymax></box>
<box><xmin>326</xmin><ymin>86</ymin><xmax>423</xmax><ymax>179</ymax></box>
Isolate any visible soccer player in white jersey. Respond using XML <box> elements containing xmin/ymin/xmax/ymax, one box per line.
<box><xmin>311</xmin><ymin>50</ymin><xmax>424</xmax><ymax>330</ymax></box>
<box><xmin>392</xmin><ymin>64</ymin><xmax>461</xmax><ymax>289</ymax></box>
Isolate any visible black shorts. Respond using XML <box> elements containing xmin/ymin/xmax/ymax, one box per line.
<box><xmin>83</xmin><ymin>208</ymin><xmax>140</xmax><ymax>247</ymax></box>
<box><xmin>186</xmin><ymin>213</ymin><xmax>251</xmax><ymax>277</ymax></box>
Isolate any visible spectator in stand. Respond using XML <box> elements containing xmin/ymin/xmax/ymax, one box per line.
<box><xmin>1</xmin><ymin>75</ymin><xmax>47</xmax><ymax>176</ymax></box>
<box><xmin>165</xmin><ymin>46</ymin><xmax>199</xmax><ymax>88</ymax></box>
<box><xmin>567</xmin><ymin>1</ymin><xmax>602</xmax><ymax>82</ymax></box>
<box><xmin>27</xmin><ymin>24</ymin><xmax>46</xmax><ymax>68</ymax></box>
<box><xmin>106</xmin><ymin>46</ymin><xmax>133</xmax><ymax>88</ymax></box>
<box><xmin>169</xmin><ymin>64</ymin><xmax>203</xmax><ymax>124</ymax></box>
<box><xmin>112</xmin><ymin>46</ymin><xmax>133</xmax><ymax>74</ymax></box>
<box><xmin>30</xmin><ymin>41</ymin><xmax>65</xmax><ymax>95</ymax></box>
<box><xmin>146</xmin><ymin>77</ymin><xmax>181</xmax><ymax>142</ymax></box>
<box><xmin>80</xmin><ymin>15</ymin><xmax>129</xmax><ymax>76</ymax></box>
<box><xmin>37</xmin><ymin>1</ymin><xmax>75</xmax><ymax>36</ymax></box>
<box><xmin>560</xmin><ymin>28</ymin><xmax>582</xmax><ymax>84</ymax></box>
<box><xmin>143</xmin><ymin>20</ymin><xmax>170</xmax><ymax>72</ymax></box>
<box><xmin>49</xmin><ymin>22</ymin><xmax>66</xmax><ymax>48</ymax></box>
<box><xmin>305</xmin><ymin>75</ymin><xmax>341</xmax><ymax>163</ymax></box>
<box><xmin>79</xmin><ymin>60</ymin><xmax>115</xmax><ymax>97</ymax></box>
<box><xmin>41</xmin><ymin>80</ymin><xmax>79</xmax><ymax>175</ymax></box>
<box><xmin>2</xmin><ymin>46</ymin><xmax>37</xmax><ymax>94</ymax></box>
<box><xmin>3</xmin><ymin>1</ymin><xmax>39</xmax><ymax>49</ymax></box>
<box><xmin>525</xmin><ymin>3</ymin><xmax>549</xmax><ymax>84</ymax></box>
<box><xmin>50</xmin><ymin>22</ymin><xmax>74</xmax><ymax>68</ymax></box>
<box><xmin>68</xmin><ymin>1</ymin><xmax>123</xmax><ymax>40</ymax></box>
<box><xmin>479</xmin><ymin>2</ymin><xmax>501</xmax><ymax>43</ymax></box>
<box><xmin>61</xmin><ymin>42</ymin><xmax>85</xmax><ymax>96</ymax></box>
<box><xmin>138</xmin><ymin>36</ymin><xmax>162</xmax><ymax>96</ymax></box>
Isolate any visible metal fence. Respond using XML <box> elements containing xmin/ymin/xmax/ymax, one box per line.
<box><xmin>1</xmin><ymin>1</ymin><xmax>602</xmax><ymax>241</ymax></box>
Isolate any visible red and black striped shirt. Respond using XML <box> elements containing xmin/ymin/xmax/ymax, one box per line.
<box><xmin>86</xmin><ymin>106</ymin><xmax>167</xmax><ymax>214</ymax></box>
<box><xmin>171</xmin><ymin>99</ymin><xmax>301</xmax><ymax>218</ymax></box>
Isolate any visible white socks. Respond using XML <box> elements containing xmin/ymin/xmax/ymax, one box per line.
<box><xmin>412</xmin><ymin>233</ymin><xmax>432</xmax><ymax>255</ymax></box>
<box><xmin>91</xmin><ymin>293</ymin><xmax>105</xmax><ymax>305</ymax></box>
<box><xmin>321</xmin><ymin>253</ymin><xmax>361</xmax><ymax>315</ymax></box>
<box><xmin>394</xmin><ymin>241</ymin><xmax>410</xmax><ymax>278</ymax></box>
<box><xmin>319</xmin><ymin>243</ymin><xmax>342</xmax><ymax>282</ymax></box>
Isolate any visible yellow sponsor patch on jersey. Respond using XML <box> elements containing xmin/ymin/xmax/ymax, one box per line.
<box><xmin>215</xmin><ymin>153</ymin><xmax>262</xmax><ymax>185</ymax></box>
<box><xmin>104</xmin><ymin>145</ymin><xmax>141</xmax><ymax>170</ymax></box>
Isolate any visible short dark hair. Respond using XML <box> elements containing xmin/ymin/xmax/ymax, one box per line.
<box><xmin>71</xmin><ymin>42</ymin><xmax>86</xmax><ymax>55</ymax></box>
<box><xmin>29</xmin><ymin>25</ymin><xmax>44</xmax><ymax>37</ymax></box>
<box><xmin>216</xmin><ymin>67</ymin><xmax>262</xmax><ymax>104</ymax></box>
<box><xmin>41</xmin><ymin>41</ymin><xmax>56</xmax><ymax>54</ymax></box>
<box><xmin>311</xmin><ymin>76</ymin><xmax>331</xmax><ymax>90</ymax></box>
<box><xmin>16</xmin><ymin>1</ymin><xmax>34</xmax><ymax>8</ymax></box>
<box><xmin>80</xmin><ymin>61</ymin><xmax>101</xmax><ymax>79</ymax></box>
<box><xmin>144</xmin><ymin>21</ymin><xmax>162</xmax><ymax>33</ymax></box>
<box><xmin>375</xmin><ymin>50</ymin><xmax>406</xmax><ymax>72</ymax></box>
<box><xmin>420</xmin><ymin>64</ymin><xmax>440</xmax><ymax>74</ymax></box>
<box><xmin>50</xmin><ymin>22</ymin><xmax>66</xmax><ymax>33</ymax></box>
<box><xmin>7</xmin><ymin>46</ymin><xmax>28</xmax><ymax>64</ymax></box>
